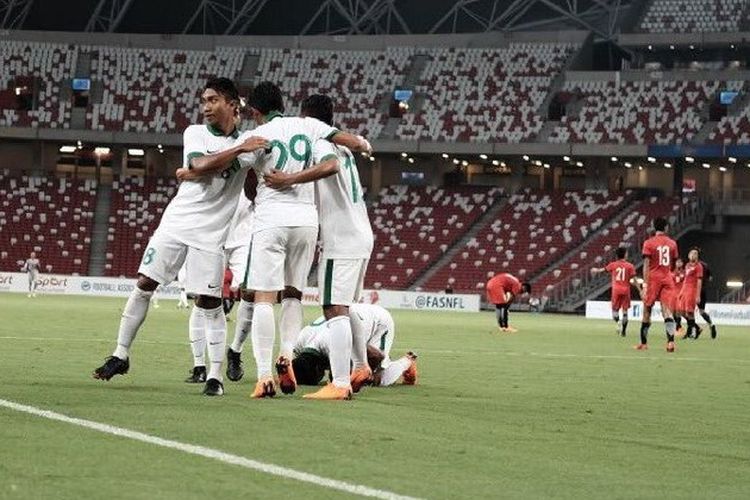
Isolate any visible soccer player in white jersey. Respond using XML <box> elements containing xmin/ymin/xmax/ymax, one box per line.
<box><xmin>92</xmin><ymin>78</ymin><xmax>268</xmax><ymax>397</ymax></box>
<box><xmin>177</xmin><ymin>82</ymin><xmax>371</xmax><ymax>399</ymax></box>
<box><xmin>292</xmin><ymin>304</ymin><xmax>418</xmax><ymax>388</ymax></box>
<box><xmin>263</xmin><ymin>94</ymin><xmax>374</xmax><ymax>399</ymax></box>
<box><xmin>22</xmin><ymin>251</ymin><xmax>41</xmax><ymax>297</ymax></box>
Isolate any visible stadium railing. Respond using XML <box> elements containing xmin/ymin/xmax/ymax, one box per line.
<box><xmin>543</xmin><ymin>196</ymin><xmax>707</xmax><ymax>312</ymax></box>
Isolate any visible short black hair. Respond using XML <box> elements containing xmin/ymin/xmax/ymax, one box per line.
<box><xmin>292</xmin><ymin>353</ymin><xmax>326</xmax><ymax>386</ymax></box>
<box><xmin>301</xmin><ymin>94</ymin><xmax>334</xmax><ymax>126</ymax></box>
<box><xmin>616</xmin><ymin>247</ymin><xmax>627</xmax><ymax>259</ymax></box>
<box><xmin>248</xmin><ymin>81</ymin><xmax>284</xmax><ymax>115</ymax></box>
<box><xmin>653</xmin><ymin>217</ymin><xmax>668</xmax><ymax>232</ymax></box>
<box><xmin>690</xmin><ymin>246</ymin><xmax>701</xmax><ymax>255</ymax></box>
<box><xmin>204</xmin><ymin>77</ymin><xmax>239</xmax><ymax>104</ymax></box>
<box><xmin>522</xmin><ymin>282</ymin><xmax>532</xmax><ymax>294</ymax></box>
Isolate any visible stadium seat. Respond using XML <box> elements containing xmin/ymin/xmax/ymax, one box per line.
<box><xmin>639</xmin><ymin>0</ymin><xmax>747</xmax><ymax>33</ymax></box>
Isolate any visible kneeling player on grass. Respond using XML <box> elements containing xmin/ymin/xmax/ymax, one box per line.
<box><xmin>485</xmin><ymin>273</ymin><xmax>531</xmax><ymax>332</ymax></box>
<box><xmin>591</xmin><ymin>247</ymin><xmax>636</xmax><ymax>337</ymax></box>
<box><xmin>678</xmin><ymin>247</ymin><xmax>705</xmax><ymax>340</ymax></box>
<box><xmin>637</xmin><ymin>217</ymin><xmax>679</xmax><ymax>352</ymax></box>
<box><xmin>92</xmin><ymin>78</ymin><xmax>269</xmax><ymax>396</ymax></box>
<box><xmin>292</xmin><ymin>304</ymin><xmax>417</xmax><ymax>388</ymax></box>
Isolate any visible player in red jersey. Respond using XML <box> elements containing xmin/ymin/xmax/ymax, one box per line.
<box><xmin>486</xmin><ymin>273</ymin><xmax>531</xmax><ymax>333</ymax></box>
<box><xmin>591</xmin><ymin>247</ymin><xmax>636</xmax><ymax>337</ymax></box>
<box><xmin>637</xmin><ymin>217</ymin><xmax>679</xmax><ymax>352</ymax></box>
<box><xmin>678</xmin><ymin>247</ymin><xmax>704</xmax><ymax>339</ymax></box>
<box><xmin>671</xmin><ymin>257</ymin><xmax>685</xmax><ymax>334</ymax></box>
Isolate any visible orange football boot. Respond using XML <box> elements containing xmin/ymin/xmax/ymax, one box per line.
<box><xmin>505</xmin><ymin>326</ymin><xmax>519</xmax><ymax>333</ymax></box>
<box><xmin>275</xmin><ymin>356</ymin><xmax>297</xmax><ymax>394</ymax></box>
<box><xmin>633</xmin><ymin>343</ymin><xmax>648</xmax><ymax>350</ymax></box>
<box><xmin>402</xmin><ymin>352</ymin><xmax>418</xmax><ymax>385</ymax></box>
<box><xmin>350</xmin><ymin>365</ymin><xmax>373</xmax><ymax>393</ymax></box>
<box><xmin>251</xmin><ymin>377</ymin><xmax>276</xmax><ymax>398</ymax></box>
<box><xmin>303</xmin><ymin>383</ymin><xmax>352</xmax><ymax>400</ymax></box>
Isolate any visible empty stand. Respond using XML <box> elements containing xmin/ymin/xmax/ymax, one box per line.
<box><xmin>0</xmin><ymin>41</ymin><xmax>76</xmax><ymax>129</ymax></box>
<box><xmin>551</xmin><ymin>80</ymin><xmax>743</xmax><ymax>144</ymax></box>
<box><xmin>397</xmin><ymin>43</ymin><xmax>577</xmax><ymax>143</ymax></box>
<box><xmin>640</xmin><ymin>0</ymin><xmax>747</xmax><ymax>33</ymax></box>
<box><xmin>366</xmin><ymin>185</ymin><xmax>504</xmax><ymax>290</ymax></box>
<box><xmin>0</xmin><ymin>171</ymin><xmax>96</xmax><ymax>275</ymax></box>
<box><xmin>423</xmin><ymin>190</ymin><xmax>630</xmax><ymax>293</ymax></box>
<box><xmin>85</xmin><ymin>46</ymin><xmax>244</xmax><ymax>133</ymax></box>
<box><xmin>710</xmin><ymin>99</ymin><xmax>750</xmax><ymax>144</ymax></box>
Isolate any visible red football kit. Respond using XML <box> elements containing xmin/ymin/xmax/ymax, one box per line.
<box><xmin>605</xmin><ymin>259</ymin><xmax>636</xmax><ymax>310</ymax></box>
<box><xmin>486</xmin><ymin>273</ymin><xmax>522</xmax><ymax>305</ymax></box>
<box><xmin>641</xmin><ymin>233</ymin><xmax>678</xmax><ymax>307</ymax></box>
<box><xmin>679</xmin><ymin>261</ymin><xmax>703</xmax><ymax>312</ymax></box>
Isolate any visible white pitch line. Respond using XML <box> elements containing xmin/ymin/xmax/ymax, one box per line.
<box><xmin>0</xmin><ymin>398</ymin><xmax>420</xmax><ymax>500</ymax></box>
<box><xmin>0</xmin><ymin>336</ymin><xmax>183</xmax><ymax>346</ymax></box>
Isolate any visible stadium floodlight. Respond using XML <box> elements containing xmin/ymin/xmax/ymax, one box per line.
<box><xmin>461</xmin><ymin>160</ymin><xmax>468</xmax><ymax>166</ymax></box>
<box><xmin>500</xmin><ymin>161</ymin><xmax>506</xmax><ymax>167</ymax></box>
<box><xmin>728</xmin><ymin>157</ymin><xmax>737</xmax><ymax>163</ymax></box>
<box><xmin>400</xmin><ymin>152</ymin><xmax>408</xmax><ymax>158</ymax></box>
<box><xmin>664</xmin><ymin>162</ymin><xmax>672</xmax><ymax>169</ymax></box>
<box><xmin>638</xmin><ymin>166</ymin><xmax>644</xmax><ymax>171</ymax></box>
<box><xmin>94</xmin><ymin>147</ymin><xmax>110</xmax><ymax>155</ymax></box>
<box><xmin>689</xmin><ymin>45</ymin><xmax>695</xmax><ymax>50</ymax></box>
<box><xmin>479</xmin><ymin>154</ymin><xmax>488</xmax><ymax>160</ymax></box>
<box><xmin>719</xmin><ymin>166</ymin><xmax>727</xmax><ymax>172</ymax></box>
<box><xmin>534</xmin><ymin>160</ymin><xmax>542</xmax><ymax>166</ymax></box>
<box><xmin>731</xmin><ymin>44</ymin><xmax>736</xmax><ymax>49</ymax></box>
<box><xmin>408</xmin><ymin>157</ymin><xmax>415</xmax><ymax>164</ymax></box>
<box><xmin>369</xmin><ymin>156</ymin><xmax>375</xmax><ymax>162</ymax></box>
<box><xmin>452</xmin><ymin>159</ymin><xmax>460</xmax><ymax>165</ymax></box>
<box><xmin>492</xmin><ymin>160</ymin><xmax>499</xmax><ymax>166</ymax></box>
<box><xmin>441</xmin><ymin>153</ymin><xmax>449</xmax><ymax>159</ymax></box>
<box><xmin>624</xmin><ymin>162</ymin><xmax>632</xmax><ymax>168</ymax></box>
<box><xmin>685</xmin><ymin>156</ymin><xmax>695</xmax><ymax>163</ymax></box>
<box><xmin>702</xmin><ymin>163</ymin><xmax>710</xmax><ymax>169</ymax></box>
<box><xmin>669</xmin><ymin>45</ymin><xmax>675</xmax><ymax>50</ymax></box>
<box><xmin>77</xmin><ymin>140</ymin><xmax>83</xmax><ymax>149</ymax></box>
<box><xmin>647</xmin><ymin>156</ymin><xmax>656</xmax><ymax>163</ymax></box>
<box><xmin>522</xmin><ymin>155</ymin><xmax>530</xmax><ymax>161</ymax></box>
<box><xmin>128</xmin><ymin>148</ymin><xmax>145</xmax><ymax>157</ymax></box>
<box><xmin>563</xmin><ymin>155</ymin><xmax>570</xmax><ymax>162</ymax></box>
<box><xmin>610</xmin><ymin>156</ymin><xmax>618</xmax><ymax>162</ymax></box>
<box><xmin>576</xmin><ymin>161</ymin><xmax>583</xmax><ymax>167</ymax></box>
<box><xmin>647</xmin><ymin>45</ymin><xmax>653</xmax><ymax>51</ymax></box>
<box><xmin>726</xmin><ymin>280</ymin><xmax>744</xmax><ymax>288</ymax></box>
<box><xmin>747</xmin><ymin>163</ymin><xmax>750</xmax><ymax>168</ymax></box>
<box><xmin>59</xmin><ymin>146</ymin><xmax>76</xmax><ymax>153</ymax></box>
<box><xmin>543</xmin><ymin>163</ymin><xmax>550</xmax><ymax>169</ymax></box>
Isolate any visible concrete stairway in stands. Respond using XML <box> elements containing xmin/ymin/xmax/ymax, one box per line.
<box><xmin>87</xmin><ymin>183</ymin><xmax>112</xmax><ymax>276</ymax></box>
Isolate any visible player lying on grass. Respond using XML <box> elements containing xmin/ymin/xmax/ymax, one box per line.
<box><xmin>291</xmin><ymin>304</ymin><xmax>417</xmax><ymax>389</ymax></box>
<box><xmin>262</xmin><ymin>94</ymin><xmax>375</xmax><ymax>400</ymax></box>
<box><xmin>93</xmin><ymin>77</ymin><xmax>268</xmax><ymax>397</ymax></box>
<box><xmin>485</xmin><ymin>273</ymin><xmax>531</xmax><ymax>333</ymax></box>
<box><xmin>637</xmin><ymin>217</ymin><xmax>679</xmax><ymax>353</ymax></box>
<box><xmin>175</xmin><ymin>82</ymin><xmax>372</xmax><ymax>399</ymax></box>
<box><xmin>591</xmin><ymin>247</ymin><xmax>636</xmax><ymax>337</ymax></box>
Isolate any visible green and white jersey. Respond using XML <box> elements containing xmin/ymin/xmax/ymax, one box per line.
<box><xmin>158</xmin><ymin>123</ymin><xmax>245</xmax><ymax>254</ymax></box>
<box><xmin>312</xmin><ymin>140</ymin><xmax>374</xmax><ymax>259</ymax></box>
<box><xmin>224</xmin><ymin>193</ymin><xmax>254</xmax><ymax>251</ymax></box>
<box><xmin>294</xmin><ymin>304</ymin><xmax>394</xmax><ymax>358</ymax></box>
<box><xmin>235</xmin><ymin>113</ymin><xmax>338</xmax><ymax>233</ymax></box>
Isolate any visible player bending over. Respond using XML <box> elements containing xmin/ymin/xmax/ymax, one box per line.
<box><xmin>636</xmin><ymin>217</ymin><xmax>679</xmax><ymax>352</ymax></box>
<box><xmin>21</xmin><ymin>252</ymin><xmax>41</xmax><ymax>297</ymax></box>
<box><xmin>292</xmin><ymin>304</ymin><xmax>417</xmax><ymax>388</ymax></box>
<box><xmin>177</xmin><ymin>81</ymin><xmax>372</xmax><ymax>399</ymax></box>
<box><xmin>263</xmin><ymin>94</ymin><xmax>375</xmax><ymax>399</ymax></box>
<box><xmin>591</xmin><ymin>247</ymin><xmax>636</xmax><ymax>336</ymax></box>
<box><xmin>485</xmin><ymin>272</ymin><xmax>531</xmax><ymax>332</ymax></box>
<box><xmin>92</xmin><ymin>77</ymin><xmax>268</xmax><ymax>396</ymax></box>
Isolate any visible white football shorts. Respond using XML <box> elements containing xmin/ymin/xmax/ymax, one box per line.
<box><xmin>318</xmin><ymin>257</ymin><xmax>368</xmax><ymax>307</ymax></box>
<box><xmin>245</xmin><ymin>226</ymin><xmax>317</xmax><ymax>292</ymax></box>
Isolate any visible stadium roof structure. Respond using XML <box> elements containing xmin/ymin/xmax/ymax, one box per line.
<box><xmin>3</xmin><ymin>0</ymin><xmax>635</xmax><ymax>39</ymax></box>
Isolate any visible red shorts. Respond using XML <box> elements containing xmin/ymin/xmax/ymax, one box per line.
<box><xmin>680</xmin><ymin>287</ymin><xmax>698</xmax><ymax>312</ymax></box>
<box><xmin>644</xmin><ymin>277</ymin><xmax>675</xmax><ymax>308</ymax></box>
<box><xmin>611</xmin><ymin>290</ymin><xmax>631</xmax><ymax>311</ymax></box>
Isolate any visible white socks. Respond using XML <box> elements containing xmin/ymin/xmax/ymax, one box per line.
<box><xmin>230</xmin><ymin>299</ymin><xmax>254</xmax><ymax>353</ymax></box>
<box><xmin>189</xmin><ymin>306</ymin><xmax>207</xmax><ymax>367</ymax></box>
<box><xmin>203</xmin><ymin>305</ymin><xmax>227</xmax><ymax>382</ymax></box>
<box><xmin>251</xmin><ymin>302</ymin><xmax>275</xmax><ymax>378</ymax></box>
<box><xmin>380</xmin><ymin>356</ymin><xmax>412</xmax><ymax>386</ymax></box>
<box><xmin>113</xmin><ymin>287</ymin><xmax>153</xmax><ymax>360</ymax></box>
<box><xmin>326</xmin><ymin>316</ymin><xmax>353</xmax><ymax>388</ymax></box>
<box><xmin>279</xmin><ymin>298</ymin><xmax>302</xmax><ymax>359</ymax></box>
<box><xmin>349</xmin><ymin>308</ymin><xmax>369</xmax><ymax>369</ymax></box>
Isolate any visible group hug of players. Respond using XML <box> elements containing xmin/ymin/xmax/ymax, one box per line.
<box><xmin>90</xmin><ymin>77</ymin><xmax>417</xmax><ymax>399</ymax></box>
<box><xmin>592</xmin><ymin>216</ymin><xmax>718</xmax><ymax>351</ymax></box>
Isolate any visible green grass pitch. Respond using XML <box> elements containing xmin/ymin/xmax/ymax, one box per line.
<box><xmin>1</xmin><ymin>293</ymin><xmax>749</xmax><ymax>499</ymax></box>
